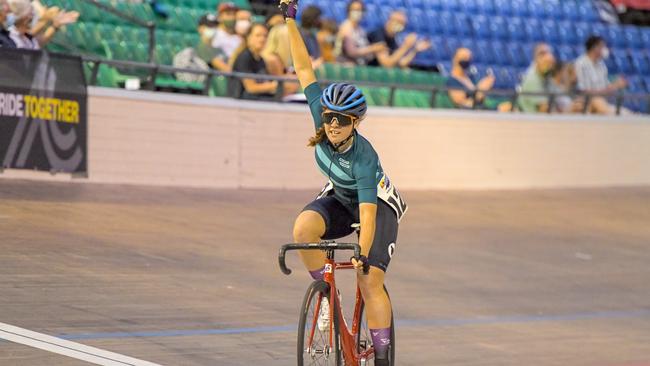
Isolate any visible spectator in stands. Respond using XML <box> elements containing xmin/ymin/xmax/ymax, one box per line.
<box><xmin>213</xmin><ymin>2</ymin><xmax>242</xmax><ymax>60</ymax></box>
<box><xmin>367</xmin><ymin>10</ymin><xmax>431</xmax><ymax>68</ymax></box>
<box><xmin>519</xmin><ymin>43</ymin><xmax>557</xmax><ymax>113</ymax></box>
<box><xmin>229</xmin><ymin>23</ymin><xmax>278</xmax><ymax>100</ymax></box>
<box><xmin>298</xmin><ymin>5</ymin><xmax>323</xmax><ymax>68</ymax></box>
<box><xmin>447</xmin><ymin>47</ymin><xmax>500</xmax><ymax>110</ymax></box>
<box><xmin>235</xmin><ymin>9</ymin><xmax>252</xmax><ymax>37</ymax></box>
<box><xmin>548</xmin><ymin>61</ymin><xmax>582</xmax><ymax>113</ymax></box>
<box><xmin>575</xmin><ymin>35</ymin><xmax>628</xmax><ymax>115</ymax></box>
<box><xmin>0</xmin><ymin>0</ymin><xmax>17</xmax><ymax>48</ymax></box>
<box><xmin>7</xmin><ymin>0</ymin><xmax>38</xmax><ymax>49</ymax></box>
<box><xmin>265</xmin><ymin>8</ymin><xmax>284</xmax><ymax>29</ymax></box>
<box><xmin>336</xmin><ymin>0</ymin><xmax>387</xmax><ymax>65</ymax></box>
<box><xmin>262</xmin><ymin>14</ymin><xmax>291</xmax><ymax>75</ymax></box>
<box><xmin>195</xmin><ymin>13</ymin><xmax>230</xmax><ymax>72</ymax></box>
<box><xmin>317</xmin><ymin>18</ymin><xmax>337</xmax><ymax>63</ymax></box>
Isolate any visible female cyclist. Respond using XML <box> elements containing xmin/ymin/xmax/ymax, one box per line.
<box><xmin>280</xmin><ymin>0</ymin><xmax>407</xmax><ymax>364</ymax></box>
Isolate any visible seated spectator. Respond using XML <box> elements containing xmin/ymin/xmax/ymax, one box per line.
<box><xmin>548</xmin><ymin>61</ymin><xmax>582</xmax><ymax>113</ymax></box>
<box><xmin>212</xmin><ymin>2</ymin><xmax>242</xmax><ymax>60</ymax></box>
<box><xmin>574</xmin><ymin>35</ymin><xmax>629</xmax><ymax>115</ymax></box>
<box><xmin>8</xmin><ymin>0</ymin><xmax>38</xmax><ymax>49</ymax></box>
<box><xmin>0</xmin><ymin>0</ymin><xmax>17</xmax><ymax>48</ymax></box>
<box><xmin>367</xmin><ymin>10</ymin><xmax>431</xmax><ymax>68</ymax></box>
<box><xmin>317</xmin><ymin>18</ymin><xmax>337</xmax><ymax>63</ymax></box>
<box><xmin>298</xmin><ymin>5</ymin><xmax>323</xmax><ymax>68</ymax></box>
<box><xmin>235</xmin><ymin>9</ymin><xmax>252</xmax><ymax>37</ymax></box>
<box><xmin>194</xmin><ymin>13</ymin><xmax>230</xmax><ymax>72</ymax></box>
<box><xmin>519</xmin><ymin>43</ymin><xmax>557</xmax><ymax>113</ymax></box>
<box><xmin>265</xmin><ymin>8</ymin><xmax>284</xmax><ymax>29</ymax></box>
<box><xmin>229</xmin><ymin>23</ymin><xmax>278</xmax><ymax>100</ymax></box>
<box><xmin>447</xmin><ymin>48</ymin><xmax>498</xmax><ymax>110</ymax></box>
<box><xmin>261</xmin><ymin>16</ymin><xmax>291</xmax><ymax>75</ymax></box>
<box><xmin>336</xmin><ymin>0</ymin><xmax>386</xmax><ymax>65</ymax></box>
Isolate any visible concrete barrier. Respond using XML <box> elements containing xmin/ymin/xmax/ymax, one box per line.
<box><xmin>2</xmin><ymin>87</ymin><xmax>649</xmax><ymax>190</ymax></box>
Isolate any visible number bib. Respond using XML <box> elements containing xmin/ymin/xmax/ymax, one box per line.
<box><xmin>316</xmin><ymin>174</ymin><xmax>408</xmax><ymax>223</ymax></box>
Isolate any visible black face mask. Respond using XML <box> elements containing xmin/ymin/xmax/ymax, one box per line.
<box><xmin>459</xmin><ymin>60</ymin><xmax>472</xmax><ymax>70</ymax></box>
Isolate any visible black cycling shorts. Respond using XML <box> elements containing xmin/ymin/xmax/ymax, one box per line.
<box><xmin>302</xmin><ymin>195</ymin><xmax>398</xmax><ymax>272</ymax></box>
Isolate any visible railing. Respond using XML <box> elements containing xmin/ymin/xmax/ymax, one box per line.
<box><xmin>81</xmin><ymin>56</ymin><xmax>650</xmax><ymax>116</ymax></box>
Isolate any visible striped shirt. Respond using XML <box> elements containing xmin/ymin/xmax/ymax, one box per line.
<box><xmin>574</xmin><ymin>54</ymin><xmax>609</xmax><ymax>92</ymax></box>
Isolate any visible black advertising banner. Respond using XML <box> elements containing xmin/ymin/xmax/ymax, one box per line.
<box><xmin>0</xmin><ymin>48</ymin><xmax>87</xmax><ymax>174</ymax></box>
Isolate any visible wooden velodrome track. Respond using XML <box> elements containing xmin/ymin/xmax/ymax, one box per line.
<box><xmin>0</xmin><ymin>179</ymin><xmax>649</xmax><ymax>365</ymax></box>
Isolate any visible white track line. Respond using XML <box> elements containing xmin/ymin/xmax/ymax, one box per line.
<box><xmin>0</xmin><ymin>322</ymin><xmax>163</xmax><ymax>366</ymax></box>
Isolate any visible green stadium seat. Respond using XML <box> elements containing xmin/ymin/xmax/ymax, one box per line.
<box><xmin>394</xmin><ymin>89</ymin><xmax>431</xmax><ymax>108</ymax></box>
<box><xmin>210</xmin><ymin>75</ymin><xmax>229</xmax><ymax>97</ymax></box>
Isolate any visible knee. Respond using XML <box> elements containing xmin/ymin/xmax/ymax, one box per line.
<box><xmin>358</xmin><ymin>271</ymin><xmax>385</xmax><ymax>299</ymax></box>
<box><xmin>293</xmin><ymin>211</ymin><xmax>325</xmax><ymax>243</ymax></box>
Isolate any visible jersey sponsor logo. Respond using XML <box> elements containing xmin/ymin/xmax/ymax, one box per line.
<box><xmin>338</xmin><ymin>157</ymin><xmax>350</xmax><ymax>169</ymax></box>
<box><xmin>388</xmin><ymin>243</ymin><xmax>396</xmax><ymax>258</ymax></box>
<box><xmin>324</xmin><ymin>264</ymin><xmax>333</xmax><ymax>273</ymax></box>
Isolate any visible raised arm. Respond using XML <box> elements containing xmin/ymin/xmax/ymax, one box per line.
<box><xmin>281</xmin><ymin>0</ymin><xmax>317</xmax><ymax>89</ymax></box>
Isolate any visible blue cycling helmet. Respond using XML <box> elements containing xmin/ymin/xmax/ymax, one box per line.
<box><xmin>320</xmin><ymin>83</ymin><xmax>367</xmax><ymax>119</ymax></box>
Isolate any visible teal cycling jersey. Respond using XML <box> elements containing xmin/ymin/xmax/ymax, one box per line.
<box><xmin>305</xmin><ymin>82</ymin><xmax>383</xmax><ymax>205</ymax></box>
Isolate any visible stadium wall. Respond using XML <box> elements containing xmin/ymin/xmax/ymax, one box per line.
<box><xmin>2</xmin><ymin>87</ymin><xmax>650</xmax><ymax>190</ymax></box>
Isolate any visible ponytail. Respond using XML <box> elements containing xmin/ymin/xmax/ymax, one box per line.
<box><xmin>308</xmin><ymin>126</ymin><xmax>326</xmax><ymax>147</ymax></box>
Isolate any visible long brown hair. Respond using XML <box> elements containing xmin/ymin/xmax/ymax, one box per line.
<box><xmin>308</xmin><ymin>126</ymin><xmax>326</xmax><ymax>147</ymax></box>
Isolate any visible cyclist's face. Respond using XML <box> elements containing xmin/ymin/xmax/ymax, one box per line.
<box><xmin>323</xmin><ymin>109</ymin><xmax>357</xmax><ymax>145</ymax></box>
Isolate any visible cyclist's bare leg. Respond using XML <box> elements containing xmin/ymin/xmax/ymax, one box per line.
<box><xmin>357</xmin><ymin>266</ymin><xmax>392</xmax><ymax>328</ymax></box>
<box><xmin>293</xmin><ymin>210</ymin><xmax>327</xmax><ymax>272</ymax></box>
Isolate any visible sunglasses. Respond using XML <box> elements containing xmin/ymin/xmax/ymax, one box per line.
<box><xmin>321</xmin><ymin>112</ymin><xmax>357</xmax><ymax>127</ymax></box>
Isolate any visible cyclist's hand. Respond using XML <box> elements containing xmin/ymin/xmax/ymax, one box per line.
<box><xmin>279</xmin><ymin>0</ymin><xmax>298</xmax><ymax>19</ymax></box>
<box><xmin>351</xmin><ymin>255</ymin><xmax>369</xmax><ymax>274</ymax></box>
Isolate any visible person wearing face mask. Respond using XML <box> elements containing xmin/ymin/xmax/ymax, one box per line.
<box><xmin>574</xmin><ymin>35</ymin><xmax>629</xmax><ymax>115</ymax></box>
<box><xmin>367</xmin><ymin>11</ymin><xmax>431</xmax><ymax>68</ymax></box>
<box><xmin>235</xmin><ymin>9</ymin><xmax>252</xmax><ymax>37</ymax></box>
<box><xmin>446</xmin><ymin>47</ymin><xmax>497</xmax><ymax>109</ymax></box>
<box><xmin>194</xmin><ymin>13</ymin><xmax>230</xmax><ymax>72</ymax></box>
<box><xmin>212</xmin><ymin>2</ymin><xmax>242</xmax><ymax>61</ymax></box>
<box><xmin>519</xmin><ymin>43</ymin><xmax>558</xmax><ymax>113</ymax></box>
<box><xmin>0</xmin><ymin>0</ymin><xmax>17</xmax><ymax>48</ymax></box>
<box><xmin>336</xmin><ymin>0</ymin><xmax>387</xmax><ymax>65</ymax></box>
<box><xmin>298</xmin><ymin>5</ymin><xmax>323</xmax><ymax>68</ymax></box>
<box><xmin>7</xmin><ymin>0</ymin><xmax>38</xmax><ymax>49</ymax></box>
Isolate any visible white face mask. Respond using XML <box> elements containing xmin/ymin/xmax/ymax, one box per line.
<box><xmin>202</xmin><ymin>27</ymin><xmax>216</xmax><ymax>40</ymax></box>
<box><xmin>349</xmin><ymin>10</ymin><xmax>363</xmax><ymax>22</ymax></box>
<box><xmin>601</xmin><ymin>47</ymin><xmax>610</xmax><ymax>60</ymax></box>
<box><xmin>5</xmin><ymin>12</ymin><xmax>15</xmax><ymax>28</ymax></box>
<box><xmin>235</xmin><ymin>19</ymin><xmax>251</xmax><ymax>35</ymax></box>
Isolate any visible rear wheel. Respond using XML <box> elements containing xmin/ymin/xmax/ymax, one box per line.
<box><xmin>356</xmin><ymin>286</ymin><xmax>395</xmax><ymax>365</ymax></box>
<box><xmin>298</xmin><ymin>280</ymin><xmax>342</xmax><ymax>366</ymax></box>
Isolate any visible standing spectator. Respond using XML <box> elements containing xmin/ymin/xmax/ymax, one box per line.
<box><xmin>0</xmin><ymin>0</ymin><xmax>17</xmax><ymax>48</ymax></box>
<box><xmin>519</xmin><ymin>43</ymin><xmax>557</xmax><ymax>113</ymax></box>
<box><xmin>235</xmin><ymin>9</ymin><xmax>252</xmax><ymax>37</ymax></box>
<box><xmin>574</xmin><ymin>35</ymin><xmax>628</xmax><ymax>114</ymax></box>
<box><xmin>212</xmin><ymin>2</ymin><xmax>242</xmax><ymax>60</ymax></box>
<box><xmin>447</xmin><ymin>48</ymin><xmax>498</xmax><ymax>109</ymax></box>
<box><xmin>367</xmin><ymin>10</ymin><xmax>431</xmax><ymax>68</ymax></box>
<box><xmin>336</xmin><ymin>0</ymin><xmax>386</xmax><ymax>65</ymax></box>
<box><xmin>229</xmin><ymin>23</ymin><xmax>278</xmax><ymax>100</ymax></box>
<box><xmin>317</xmin><ymin>18</ymin><xmax>337</xmax><ymax>63</ymax></box>
<box><xmin>298</xmin><ymin>5</ymin><xmax>323</xmax><ymax>68</ymax></box>
<box><xmin>195</xmin><ymin>13</ymin><xmax>230</xmax><ymax>71</ymax></box>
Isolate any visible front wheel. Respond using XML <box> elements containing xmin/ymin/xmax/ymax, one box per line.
<box><xmin>298</xmin><ymin>280</ymin><xmax>342</xmax><ymax>366</ymax></box>
<box><xmin>356</xmin><ymin>286</ymin><xmax>395</xmax><ymax>365</ymax></box>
